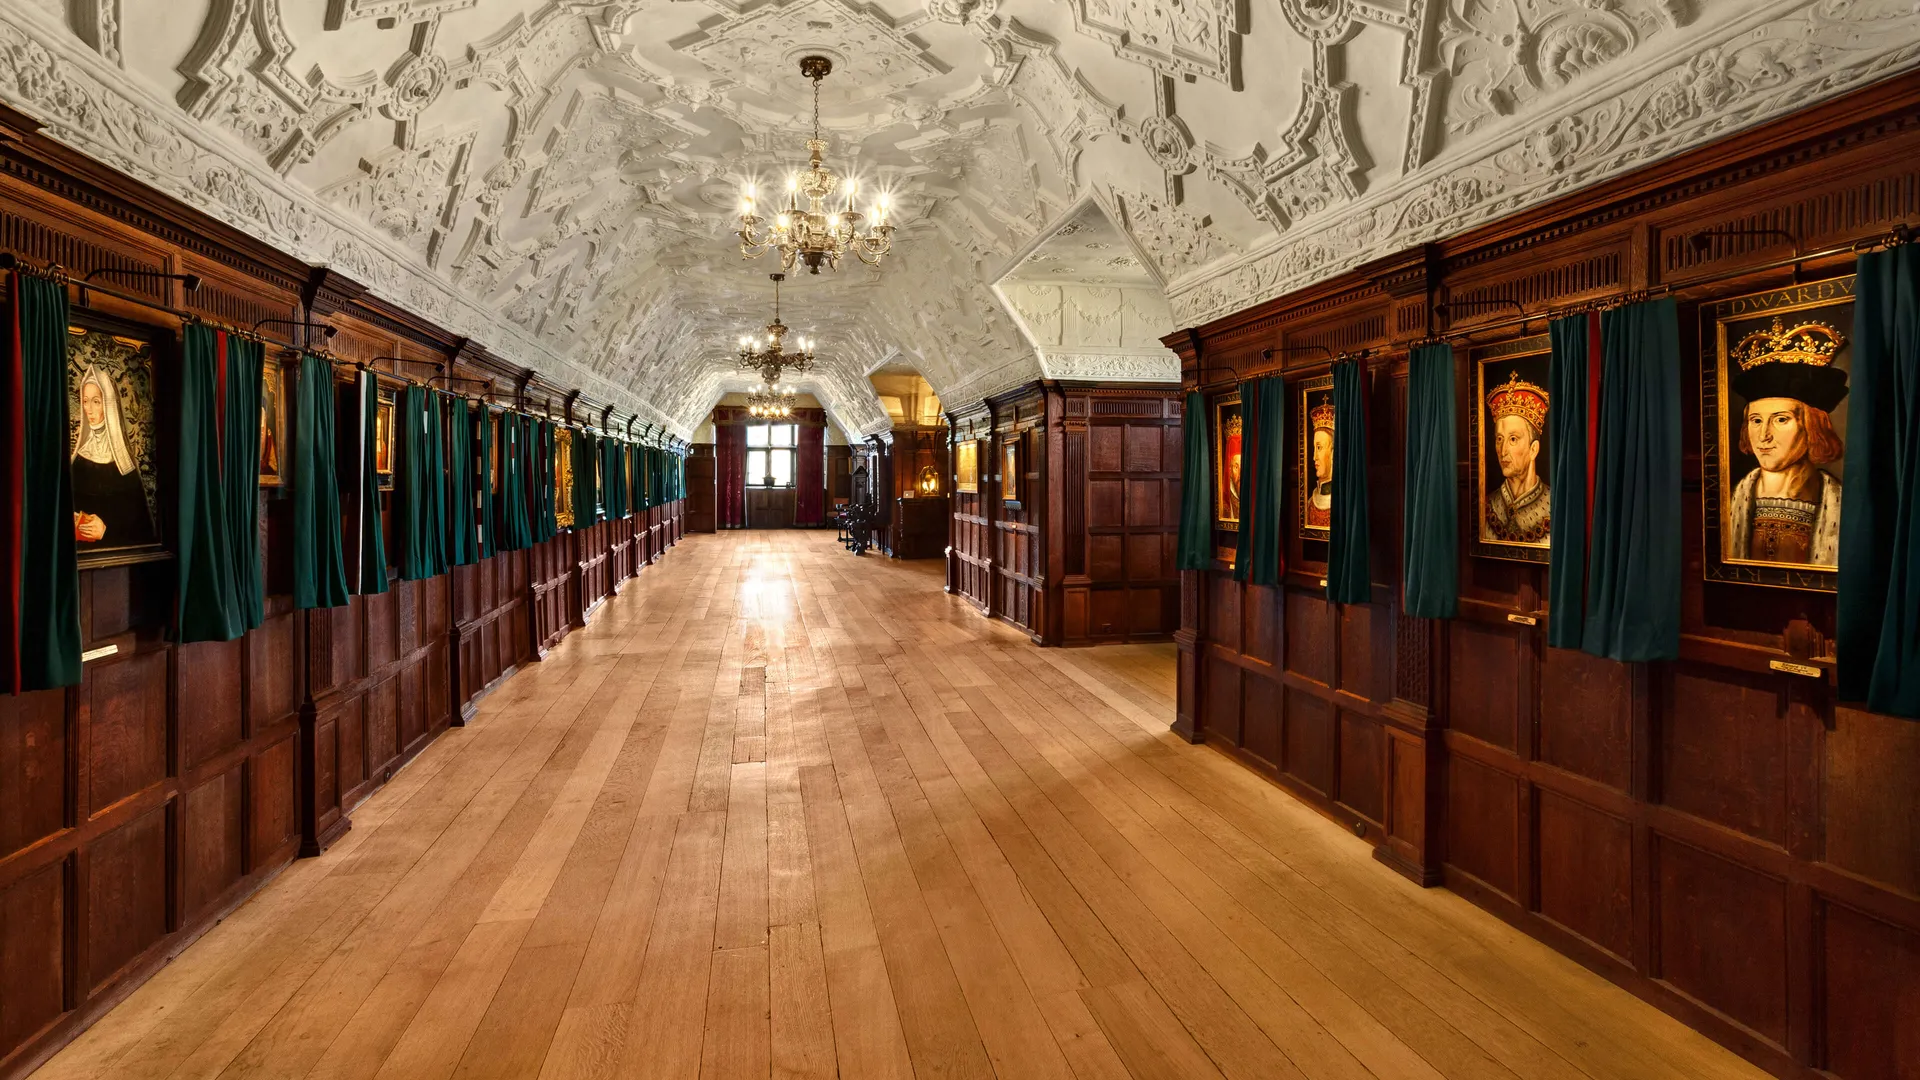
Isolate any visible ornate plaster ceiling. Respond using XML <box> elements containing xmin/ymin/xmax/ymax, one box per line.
<box><xmin>1</xmin><ymin>0</ymin><xmax>1915</xmax><ymax>436</ymax></box>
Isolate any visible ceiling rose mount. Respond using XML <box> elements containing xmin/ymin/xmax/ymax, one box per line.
<box><xmin>737</xmin><ymin>56</ymin><xmax>896</xmax><ymax>275</ymax></box>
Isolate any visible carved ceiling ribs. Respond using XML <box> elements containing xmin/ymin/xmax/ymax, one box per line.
<box><xmin>0</xmin><ymin>0</ymin><xmax>1912</xmax><ymax>436</ymax></box>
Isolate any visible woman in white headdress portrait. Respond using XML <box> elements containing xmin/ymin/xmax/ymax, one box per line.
<box><xmin>70</xmin><ymin>364</ymin><xmax>155</xmax><ymax>547</ymax></box>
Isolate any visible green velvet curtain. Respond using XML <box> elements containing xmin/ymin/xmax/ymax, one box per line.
<box><xmin>293</xmin><ymin>354</ymin><xmax>349</xmax><ymax>609</ymax></box>
<box><xmin>1546</xmin><ymin>314</ymin><xmax>1592</xmax><ymax>649</ymax></box>
<box><xmin>530</xmin><ymin>419</ymin><xmax>554</xmax><ymax>543</ymax></box>
<box><xmin>608</xmin><ymin>438</ymin><xmax>627</xmax><ymax>518</ymax></box>
<box><xmin>1838</xmin><ymin>245</ymin><xmax>1920</xmax><ymax>717</ymax></box>
<box><xmin>1232</xmin><ymin>376</ymin><xmax>1285</xmax><ymax>586</ymax></box>
<box><xmin>397</xmin><ymin>384</ymin><xmax>447</xmax><ymax>581</ymax></box>
<box><xmin>1402</xmin><ymin>343</ymin><xmax>1457</xmax><ymax>619</ymax></box>
<box><xmin>474</xmin><ymin>404</ymin><xmax>495</xmax><ymax>560</ymax></box>
<box><xmin>496</xmin><ymin>411</ymin><xmax>530</xmax><ymax>553</ymax></box>
<box><xmin>1326</xmin><ymin>360</ymin><xmax>1372</xmax><ymax>604</ymax></box>
<box><xmin>177</xmin><ymin>324</ymin><xmax>242</xmax><ymax>642</ymax></box>
<box><xmin>1582</xmin><ymin>298</ymin><xmax>1681</xmax><ymax>662</ymax></box>
<box><xmin>354</xmin><ymin>373</ymin><xmax>388</xmax><ymax>595</ymax></box>
<box><xmin>1176</xmin><ymin>391</ymin><xmax>1213</xmax><ymax>571</ymax></box>
<box><xmin>447</xmin><ymin>395</ymin><xmax>478</xmax><ymax>566</ymax></box>
<box><xmin>182</xmin><ymin>330</ymin><xmax>267</xmax><ymax>637</ymax></box>
<box><xmin>573</xmin><ymin>428</ymin><xmax>597</xmax><ymax>527</ymax></box>
<box><xmin>226</xmin><ymin>337</ymin><xmax>265</xmax><ymax>629</ymax></box>
<box><xmin>2</xmin><ymin>272</ymin><xmax>81</xmax><ymax>692</ymax></box>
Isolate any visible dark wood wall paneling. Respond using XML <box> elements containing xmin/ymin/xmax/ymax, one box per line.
<box><xmin>685</xmin><ymin>443</ymin><xmax>717</xmax><ymax>533</ymax></box>
<box><xmin>0</xmin><ymin>105</ymin><xmax>686</xmax><ymax>1080</ymax></box>
<box><xmin>1168</xmin><ymin>74</ymin><xmax>1920</xmax><ymax>1080</ymax></box>
<box><xmin>944</xmin><ymin>382</ymin><xmax>1182</xmax><ymax>646</ymax></box>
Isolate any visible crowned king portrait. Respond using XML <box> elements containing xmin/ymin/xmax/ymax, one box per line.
<box><xmin>1484</xmin><ymin>372</ymin><xmax>1550</xmax><ymax>544</ymax></box>
<box><xmin>1306</xmin><ymin>401</ymin><xmax>1334</xmax><ymax>530</ymax></box>
<box><xmin>1727</xmin><ymin>316</ymin><xmax>1847</xmax><ymax>567</ymax></box>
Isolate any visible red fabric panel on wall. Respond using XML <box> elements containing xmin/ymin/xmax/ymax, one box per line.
<box><xmin>718</xmin><ymin>422</ymin><xmax>747</xmax><ymax>528</ymax></box>
<box><xmin>795</xmin><ymin>422</ymin><xmax>825</xmax><ymax>526</ymax></box>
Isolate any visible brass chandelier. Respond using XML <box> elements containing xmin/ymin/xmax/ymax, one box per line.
<box><xmin>737</xmin><ymin>272</ymin><xmax>815</xmax><ymax>384</ymax></box>
<box><xmin>737</xmin><ymin>55</ymin><xmax>895</xmax><ymax>274</ymax></box>
<box><xmin>747</xmin><ymin>382</ymin><xmax>797</xmax><ymax>419</ymax></box>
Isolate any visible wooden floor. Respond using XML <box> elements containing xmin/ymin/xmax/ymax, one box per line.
<box><xmin>37</xmin><ymin>530</ymin><xmax>1769</xmax><ymax>1080</ymax></box>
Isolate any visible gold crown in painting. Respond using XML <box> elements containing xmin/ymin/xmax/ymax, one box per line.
<box><xmin>1310</xmin><ymin>402</ymin><xmax>1335</xmax><ymax>433</ymax></box>
<box><xmin>1733</xmin><ymin>316</ymin><xmax>1843</xmax><ymax>371</ymax></box>
<box><xmin>1486</xmin><ymin>372</ymin><xmax>1549</xmax><ymax>432</ymax></box>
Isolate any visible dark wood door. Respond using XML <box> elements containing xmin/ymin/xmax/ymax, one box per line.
<box><xmin>746</xmin><ymin>488</ymin><xmax>795</xmax><ymax>528</ymax></box>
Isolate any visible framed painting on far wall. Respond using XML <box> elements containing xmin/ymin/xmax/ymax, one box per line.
<box><xmin>554</xmin><ymin>426</ymin><xmax>575</xmax><ymax>529</ymax></box>
<box><xmin>955</xmin><ymin>438</ymin><xmax>979</xmax><ymax>493</ymax></box>
<box><xmin>1703</xmin><ymin>275</ymin><xmax>1854</xmax><ymax>592</ymax></box>
<box><xmin>1002</xmin><ymin>434</ymin><xmax>1022</xmax><ymax>507</ymax></box>
<box><xmin>375</xmin><ymin>388</ymin><xmax>396</xmax><ymax>490</ymax></box>
<box><xmin>259</xmin><ymin>358</ymin><xmax>287</xmax><ymax>487</ymax></box>
<box><xmin>1469</xmin><ymin>336</ymin><xmax>1552</xmax><ymax>563</ymax></box>
<box><xmin>66</xmin><ymin>314</ymin><xmax>168</xmax><ymax>568</ymax></box>
<box><xmin>1296</xmin><ymin>375</ymin><xmax>1334</xmax><ymax>540</ymax></box>
<box><xmin>1213</xmin><ymin>394</ymin><xmax>1242</xmax><ymax>531</ymax></box>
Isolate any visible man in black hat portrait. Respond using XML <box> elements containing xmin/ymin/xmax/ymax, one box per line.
<box><xmin>1726</xmin><ymin>316</ymin><xmax>1849</xmax><ymax>567</ymax></box>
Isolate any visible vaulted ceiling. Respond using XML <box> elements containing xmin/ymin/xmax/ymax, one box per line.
<box><xmin>0</xmin><ymin>0</ymin><xmax>1913</xmax><ymax>437</ymax></box>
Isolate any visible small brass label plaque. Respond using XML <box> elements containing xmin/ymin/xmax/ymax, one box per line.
<box><xmin>1318</xmin><ymin>578</ymin><xmax>1327</xmax><ymax>587</ymax></box>
<box><xmin>81</xmin><ymin>644</ymin><xmax>119</xmax><ymax>663</ymax></box>
<box><xmin>1769</xmin><ymin>659</ymin><xmax>1822</xmax><ymax>678</ymax></box>
<box><xmin>1507</xmin><ymin>613</ymin><xmax>1538</xmax><ymax>626</ymax></box>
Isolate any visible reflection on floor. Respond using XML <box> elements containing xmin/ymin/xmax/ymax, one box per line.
<box><xmin>36</xmin><ymin>530</ymin><xmax>1765</xmax><ymax>1080</ymax></box>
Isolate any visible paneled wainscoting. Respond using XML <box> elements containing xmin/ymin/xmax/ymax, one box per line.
<box><xmin>33</xmin><ymin>530</ymin><xmax>1764</xmax><ymax>1080</ymax></box>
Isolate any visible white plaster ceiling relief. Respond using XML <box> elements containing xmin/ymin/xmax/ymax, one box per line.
<box><xmin>0</xmin><ymin>0</ymin><xmax>1912</xmax><ymax>432</ymax></box>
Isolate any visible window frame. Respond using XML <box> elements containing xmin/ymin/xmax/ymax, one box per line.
<box><xmin>746</xmin><ymin>421</ymin><xmax>798</xmax><ymax>489</ymax></box>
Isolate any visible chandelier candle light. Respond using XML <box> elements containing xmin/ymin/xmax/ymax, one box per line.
<box><xmin>748</xmin><ymin>383</ymin><xmax>797</xmax><ymax>419</ymax></box>
<box><xmin>738</xmin><ymin>55</ymin><xmax>895</xmax><ymax>274</ymax></box>
<box><xmin>737</xmin><ymin>272</ymin><xmax>816</xmax><ymax>383</ymax></box>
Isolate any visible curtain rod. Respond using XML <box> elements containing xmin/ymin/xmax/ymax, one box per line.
<box><xmin>1430</xmin><ymin>223</ymin><xmax>1913</xmax><ymax>344</ymax></box>
<box><xmin>0</xmin><ymin>251</ymin><xmax>306</xmax><ymax>352</ymax></box>
<box><xmin>1187</xmin><ymin>223</ymin><xmax>1913</xmax><ymax>389</ymax></box>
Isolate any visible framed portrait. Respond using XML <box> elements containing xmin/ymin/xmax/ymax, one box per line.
<box><xmin>66</xmin><ymin>315</ymin><xmax>168</xmax><ymax>568</ymax></box>
<box><xmin>374</xmin><ymin>388</ymin><xmax>396</xmax><ymax>490</ymax></box>
<box><xmin>1702</xmin><ymin>275</ymin><xmax>1854</xmax><ymax>592</ymax></box>
<box><xmin>1470</xmin><ymin>336</ymin><xmax>1552</xmax><ymax>563</ymax></box>
<box><xmin>1297</xmin><ymin>375</ymin><xmax>1334</xmax><ymax>540</ymax></box>
<box><xmin>259</xmin><ymin>358</ymin><xmax>287</xmax><ymax>487</ymax></box>
<box><xmin>555</xmin><ymin>426</ymin><xmax>576</xmax><ymax>529</ymax></box>
<box><xmin>593</xmin><ymin>438</ymin><xmax>605</xmax><ymax>519</ymax></box>
<box><xmin>1213</xmin><ymin>395</ymin><xmax>1242</xmax><ymax>531</ymax></box>
<box><xmin>955</xmin><ymin>438</ymin><xmax>979</xmax><ymax>493</ymax></box>
<box><xmin>1002</xmin><ymin>434</ymin><xmax>1022</xmax><ymax>508</ymax></box>
<box><xmin>490</xmin><ymin>411</ymin><xmax>504</xmax><ymax>495</ymax></box>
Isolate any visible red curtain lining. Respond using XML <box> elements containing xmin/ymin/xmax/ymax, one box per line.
<box><xmin>795</xmin><ymin>422</ymin><xmax>825</xmax><ymax>526</ymax></box>
<box><xmin>718</xmin><ymin>422</ymin><xmax>747</xmax><ymax>528</ymax></box>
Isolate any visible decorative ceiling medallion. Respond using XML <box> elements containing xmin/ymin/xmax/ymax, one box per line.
<box><xmin>680</xmin><ymin>0</ymin><xmax>942</xmax><ymax>107</ymax></box>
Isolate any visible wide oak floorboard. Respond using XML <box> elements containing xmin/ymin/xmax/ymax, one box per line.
<box><xmin>34</xmin><ymin>531</ymin><xmax>1769</xmax><ymax>1080</ymax></box>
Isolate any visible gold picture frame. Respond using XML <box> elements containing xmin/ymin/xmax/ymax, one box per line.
<box><xmin>1702</xmin><ymin>275</ymin><xmax>1854</xmax><ymax>592</ymax></box>
<box><xmin>555</xmin><ymin>426</ymin><xmax>576</xmax><ymax>529</ymax></box>
<box><xmin>259</xmin><ymin>357</ymin><xmax>287</xmax><ymax>487</ymax></box>
<box><xmin>1296</xmin><ymin>375</ymin><xmax>1334</xmax><ymax>540</ymax></box>
<box><xmin>374</xmin><ymin>388</ymin><xmax>396</xmax><ymax>491</ymax></box>
<box><xmin>1213</xmin><ymin>394</ymin><xmax>1242</xmax><ymax>532</ymax></box>
<box><xmin>1002</xmin><ymin>433</ymin><xmax>1023</xmax><ymax>507</ymax></box>
<box><xmin>66</xmin><ymin>313</ymin><xmax>169</xmax><ymax>568</ymax></box>
<box><xmin>1469</xmin><ymin>336</ymin><xmax>1552</xmax><ymax>564</ymax></box>
<box><xmin>956</xmin><ymin>438</ymin><xmax>980</xmax><ymax>494</ymax></box>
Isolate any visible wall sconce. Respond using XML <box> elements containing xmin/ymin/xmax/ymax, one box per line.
<box><xmin>917</xmin><ymin>465</ymin><xmax>941</xmax><ymax>496</ymax></box>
